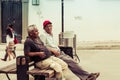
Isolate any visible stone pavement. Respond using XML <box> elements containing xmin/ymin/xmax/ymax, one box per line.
<box><xmin>77</xmin><ymin>50</ymin><xmax>120</xmax><ymax>80</ymax></box>
<box><xmin>0</xmin><ymin>44</ymin><xmax>25</xmax><ymax>80</ymax></box>
<box><xmin>0</xmin><ymin>43</ymin><xmax>120</xmax><ymax>80</ymax></box>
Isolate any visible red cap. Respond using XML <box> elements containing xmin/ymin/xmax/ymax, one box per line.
<box><xmin>43</xmin><ymin>20</ymin><xmax>52</xmax><ymax>28</ymax></box>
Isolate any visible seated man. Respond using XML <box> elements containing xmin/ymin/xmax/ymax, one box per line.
<box><xmin>24</xmin><ymin>24</ymin><xmax>80</xmax><ymax>80</ymax></box>
<box><xmin>40</xmin><ymin>20</ymin><xmax>100</xmax><ymax>80</ymax></box>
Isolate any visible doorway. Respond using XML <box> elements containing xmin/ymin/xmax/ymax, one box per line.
<box><xmin>1</xmin><ymin>0</ymin><xmax>22</xmax><ymax>43</ymax></box>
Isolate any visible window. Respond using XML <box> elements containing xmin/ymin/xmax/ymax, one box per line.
<box><xmin>32</xmin><ymin>0</ymin><xmax>39</xmax><ymax>5</ymax></box>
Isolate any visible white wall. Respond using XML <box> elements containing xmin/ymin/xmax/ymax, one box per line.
<box><xmin>28</xmin><ymin>0</ymin><xmax>120</xmax><ymax>42</ymax></box>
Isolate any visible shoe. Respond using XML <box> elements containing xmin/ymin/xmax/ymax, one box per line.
<box><xmin>91</xmin><ymin>73</ymin><xmax>100</xmax><ymax>78</ymax></box>
<box><xmin>13</xmin><ymin>56</ymin><xmax>16</xmax><ymax>59</ymax></box>
<box><xmin>0</xmin><ymin>58</ymin><xmax>6</xmax><ymax>61</ymax></box>
<box><xmin>86</xmin><ymin>72</ymin><xmax>100</xmax><ymax>80</ymax></box>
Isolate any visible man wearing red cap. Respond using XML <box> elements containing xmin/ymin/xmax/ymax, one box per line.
<box><xmin>40</xmin><ymin>20</ymin><xmax>100</xmax><ymax>80</ymax></box>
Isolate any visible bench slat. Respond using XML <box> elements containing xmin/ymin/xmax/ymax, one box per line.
<box><xmin>27</xmin><ymin>68</ymin><xmax>55</xmax><ymax>78</ymax></box>
<box><xmin>0</xmin><ymin>63</ymin><xmax>16</xmax><ymax>74</ymax></box>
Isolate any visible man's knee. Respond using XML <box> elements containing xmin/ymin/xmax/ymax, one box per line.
<box><xmin>50</xmin><ymin>63</ymin><xmax>62</xmax><ymax>72</ymax></box>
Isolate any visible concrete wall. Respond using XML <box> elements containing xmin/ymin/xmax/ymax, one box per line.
<box><xmin>28</xmin><ymin>0</ymin><xmax>120</xmax><ymax>42</ymax></box>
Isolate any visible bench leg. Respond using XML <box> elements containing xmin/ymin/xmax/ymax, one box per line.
<box><xmin>5</xmin><ymin>73</ymin><xmax>11</xmax><ymax>80</ymax></box>
<box><xmin>34</xmin><ymin>75</ymin><xmax>45</xmax><ymax>80</ymax></box>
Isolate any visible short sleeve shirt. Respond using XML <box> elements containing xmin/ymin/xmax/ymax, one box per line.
<box><xmin>24</xmin><ymin>37</ymin><xmax>52</xmax><ymax>62</ymax></box>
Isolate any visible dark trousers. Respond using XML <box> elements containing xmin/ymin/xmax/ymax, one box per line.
<box><xmin>58</xmin><ymin>52</ymin><xmax>89</xmax><ymax>80</ymax></box>
<box><xmin>2</xmin><ymin>49</ymin><xmax>16</xmax><ymax>61</ymax></box>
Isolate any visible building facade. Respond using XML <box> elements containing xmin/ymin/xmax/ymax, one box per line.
<box><xmin>0</xmin><ymin>0</ymin><xmax>28</xmax><ymax>43</ymax></box>
<box><xmin>1</xmin><ymin>0</ymin><xmax>120</xmax><ymax>43</ymax></box>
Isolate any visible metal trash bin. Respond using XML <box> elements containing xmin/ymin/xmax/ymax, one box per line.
<box><xmin>59</xmin><ymin>31</ymin><xmax>80</xmax><ymax>62</ymax></box>
<box><xmin>59</xmin><ymin>31</ymin><xmax>76</xmax><ymax>48</ymax></box>
<box><xmin>59</xmin><ymin>31</ymin><xmax>76</xmax><ymax>55</ymax></box>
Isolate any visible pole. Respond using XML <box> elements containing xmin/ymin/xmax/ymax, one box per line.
<box><xmin>61</xmin><ymin>0</ymin><xmax>64</xmax><ymax>32</ymax></box>
<box><xmin>61</xmin><ymin>0</ymin><xmax>64</xmax><ymax>45</ymax></box>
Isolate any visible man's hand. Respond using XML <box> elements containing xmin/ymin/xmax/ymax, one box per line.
<box><xmin>39</xmin><ymin>52</ymin><xmax>46</xmax><ymax>59</ymax></box>
<box><xmin>52</xmin><ymin>50</ymin><xmax>60</xmax><ymax>57</ymax></box>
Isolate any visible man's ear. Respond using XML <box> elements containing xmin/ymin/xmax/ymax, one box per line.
<box><xmin>29</xmin><ymin>33</ymin><xmax>33</xmax><ymax>36</ymax></box>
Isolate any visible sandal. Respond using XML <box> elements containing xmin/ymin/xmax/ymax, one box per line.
<box><xmin>91</xmin><ymin>72</ymin><xmax>100</xmax><ymax>78</ymax></box>
<box><xmin>86</xmin><ymin>72</ymin><xmax>100</xmax><ymax>80</ymax></box>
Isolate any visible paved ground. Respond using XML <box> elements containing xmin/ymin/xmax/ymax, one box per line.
<box><xmin>76</xmin><ymin>50</ymin><xmax>120</xmax><ymax>80</ymax></box>
<box><xmin>0</xmin><ymin>43</ymin><xmax>120</xmax><ymax>80</ymax></box>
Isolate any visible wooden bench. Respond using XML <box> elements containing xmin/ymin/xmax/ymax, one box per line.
<box><xmin>0</xmin><ymin>56</ymin><xmax>55</xmax><ymax>80</ymax></box>
<box><xmin>0</xmin><ymin>47</ymin><xmax>74</xmax><ymax>80</ymax></box>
